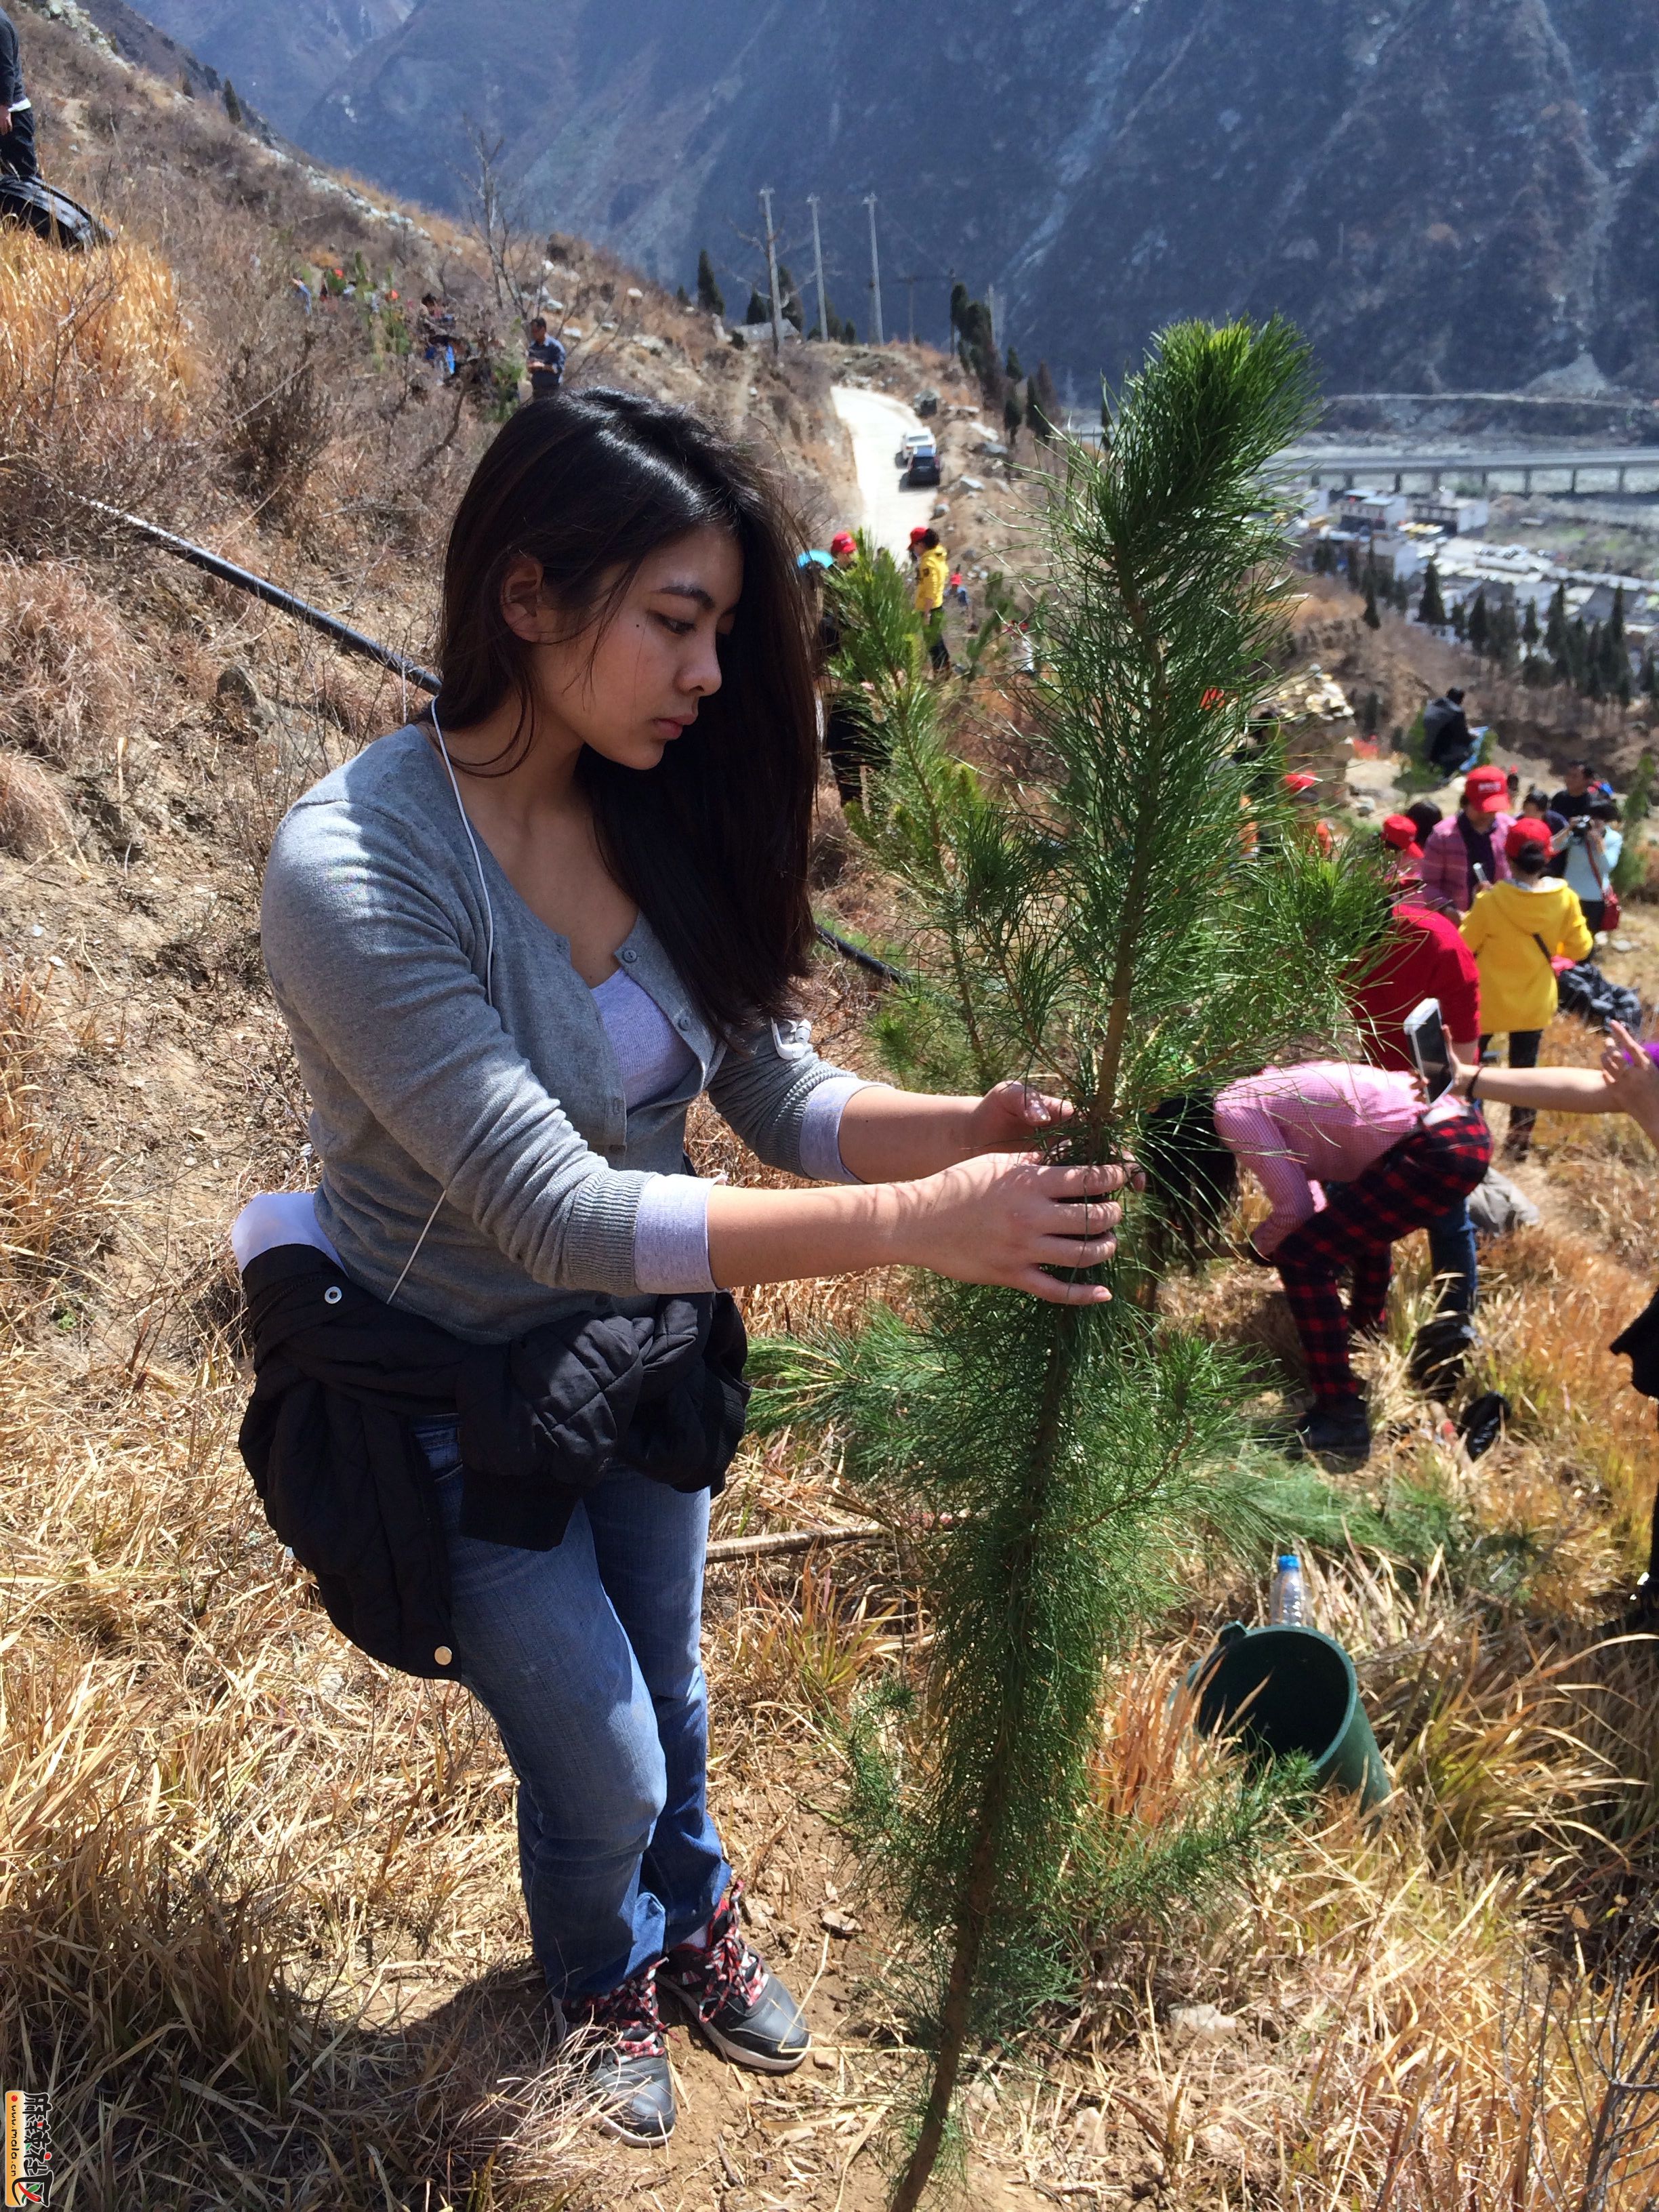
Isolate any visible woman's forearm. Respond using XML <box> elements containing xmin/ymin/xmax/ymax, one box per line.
<box><xmin>706</xmin><ymin>1180</ymin><xmax>903</xmax><ymax>1285</ymax></box>
<box><xmin>1469</xmin><ymin>1066</ymin><xmax>1616</xmax><ymax>1112</ymax></box>
<box><xmin>833</xmin><ymin>1086</ymin><xmax>980</xmax><ymax>1182</ymax></box>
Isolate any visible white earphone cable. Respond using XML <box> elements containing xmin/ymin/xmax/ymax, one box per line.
<box><xmin>386</xmin><ymin>704</ymin><xmax>496</xmax><ymax>1305</ymax></box>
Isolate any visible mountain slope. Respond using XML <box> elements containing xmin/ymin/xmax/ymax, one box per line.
<box><xmin>117</xmin><ymin>0</ymin><xmax>1659</xmax><ymax>392</ymax></box>
<box><xmin>130</xmin><ymin>0</ymin><xmax>413</xmax><ymax>133</ymax></box>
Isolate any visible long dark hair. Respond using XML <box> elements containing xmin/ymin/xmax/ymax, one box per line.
<box><xmin>1138</xmin><ymin>1093</ymin><xmax>1238</xmax><ymax>1255</ymax></box>
<box><xmin>430</xmin><ymin>388</ymin><xmax>820</xmax><ymax>1036</ymax></box>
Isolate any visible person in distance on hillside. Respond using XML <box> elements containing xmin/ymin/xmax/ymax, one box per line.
<box><xmin>1423</xmin><ymin>687</ymin><xmax>1475</xmax><ymax>777</ymax></box>
<box><xmin>0</xmin><ymin>6</ymin><xmax>38</xmax><ymax>183</ymax></box>
<box><xmin>231</xmin><ymin>390</ymin><xmax>1131</xmax><ymax>2148</ymax></box>
<box><xmin>1548</xmin><ymin>754</ymin><xmax>1605</xmax><ymax>827</ymax></box>
<box><xmin>1559</xmin><ymin>796</ymin><xmax>1622</xmax><ymax>935</ymax></box>
<box><xmin>914</xmin><ymin>526</ymin><xmax>951</xmax><ymax>672</ymax></box>
<box><xmin>1458</xmin><ymin>816</ymin><xmax>1593</xmax><ymax>1161</ymax></box>
<box><xmin>1418</xmin><ymin>766</ymin><xmax>1513</xmax><ymax>918</ymax></box>
<box><xmin>524</xmin><ymin>315</ymin><xmax>567</xmax><ymax>401</ymax></box>
<box><xmin>1348</xmin><ymin>860</ymin><xmax>1482</xmax><ymax>1325</ymax></box>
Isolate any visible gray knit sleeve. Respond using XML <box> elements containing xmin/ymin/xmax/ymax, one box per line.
<box><xmin>706</xmin><ymin>1014</ymin><xmax>861</xmax><ymax>1174</ymax></box>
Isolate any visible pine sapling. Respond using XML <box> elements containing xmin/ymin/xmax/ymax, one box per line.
<box><xmin>758</xmin><ymin>320</ymin><xmax>1389</xmax><ymax>2209</ymax></box>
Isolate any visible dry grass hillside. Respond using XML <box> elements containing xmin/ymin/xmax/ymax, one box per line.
<box><xmin>3</xmin><ymin>10</ymin><xmax>1659</xmax><ymax>2212</ymax></box>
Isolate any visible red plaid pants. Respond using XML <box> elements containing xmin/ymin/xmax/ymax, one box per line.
<box><xmin>1270</xmin><ymin>1107</ymin><xmax>1492</xmax><ymax>1405</ymax></box>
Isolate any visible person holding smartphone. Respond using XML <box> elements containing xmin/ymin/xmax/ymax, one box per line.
<box><xmin>1449</xmin><ymin>1023</ymin><xmax>1659</xmax><ymax>1620</ymax></box>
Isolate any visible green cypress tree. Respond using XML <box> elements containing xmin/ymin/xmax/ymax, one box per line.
<box><xmin>1523</xmin><ymin>597</ymin><xmax>1540</xmax><ymax>649</ymax></box>
<box><xmin>1003</xmin><ymin>380</ymin><xmax>1024</xmax><ymax>444</ymax></box>
<box><xmin>1363</xmin><ymin>574</ymin><xmax>1382</xmax><ymax>629</ymax></box>
<box><xmin>1610</xmin><ymin>582</ymin><xmax>1626</xmax><ymax>647</ymax></box>
<box><xmin>744</xmin><ymin>287</ymin><xmax>770</xmax><ymax>326</ymax></box>
<box><xmin>1029</xmin><ymin>359</ymin><xmax>1062</xmax><ymax>445</ymax></box>
<box><xmin>1005</xmin><ymin>344</ymin><xmax>1023</xmax><ymax>382</ymax></box>
<box><xmin>1453</xmin><ymin>597</ymin><xmax>1468</xmax><ymax>642</ymax></box>
<box><xmin>760</xmin><ymin>320</ymin><xmax>1389</xmax><ymax>2211</ymax></box>
<box><xmin>696</xmin><ymin>249</ymin><xmax>724</xmax><ymax>317</ymax></box>
<box><xmin>1417</xmin><ymin>562</ymin><xmax>1446</xmax><ymax>628</ymax></box>
<box><xmin>222</xmin><ymin>78</ymin><xmax>243</xmax><ymax>126</ymax></box>
<box><xmin>1467</xmin><ymin>590</ymin><xmax>1489</xmax><ymax>657</ymax></box>
<box><xmin>676</xmin><ymin>283</ymin><xmax>690</xmax><ymax>306</ymax></box>
<box><xmin>776</xmin><ymin>262</ymin><xmax>802</xmax><ymax>329</ymax></box>
<box><xmin>1545</xmin><ymin>581</ymin><xmax>1568</xmax><ymax>659</ymax></box>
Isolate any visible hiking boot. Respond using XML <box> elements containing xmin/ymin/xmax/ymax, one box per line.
<box><xmin>1294</xmin><ymin>1397</ymin><xmax>1372</xmax><ymax>1461</ymax></box>
<box><xmin>562</xmin><ymin>1963</ymin><xmax>675</xmax><ymax>2145</ymax></box>
<box><xmin>657</xmin><ymin>1881</ymin><xmax>810</xmax><ymax>2072</ymax></box>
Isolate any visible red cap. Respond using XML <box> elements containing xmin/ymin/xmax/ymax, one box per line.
<box><xmin>1283</xmin><ymin>771</ymin><xmax>1319</xmax><ymax>794</ymax></box>
<box><xmin>1504</xmin><ymin>817</ymin><xmax>1553</xmax><ymax>861</ymax></box>
<box><xmin>830</xmin><ymin>530</ymin><xmax>856</xmax><ymax>556</ymax></box>
<box><xmin>1464</xmin><ymin>766</ymin><xmax>1508</xmax><ymax>813</ymax></box>
<box><xmin>1381</xmin><ymin>814</ymin><xmax>1423</xmax><ymax>859</ymax></box>
<box><xmin>909</xmin><ymin>525</ymin><xmax>929</xmax><ymax>545</ymax></box>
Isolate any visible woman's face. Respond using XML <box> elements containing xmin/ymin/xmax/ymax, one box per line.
<box><xmin>1523</xmin><ymin>795</ymin><xmax>1545</xmax><ymax>817</ymax></box>
<box><xmin>512</xmin><ymin>527</ymin><xmax>743</xmax><ymax>772</ymax></box>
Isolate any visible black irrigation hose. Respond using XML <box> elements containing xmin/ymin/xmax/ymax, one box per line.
<box><xmin>73</xmin><ymin>492</ymin><xmax>908</xmax><ymax>988</ymax></box>
<box><xmin>70</xmin><ymin>493</ymin><xmax>441</xmax><ymax>693</ymax></box>
<box><xmin>813</xmin><ymin>922</ymin><xmax>910</xmax><ymax>987</ymax></box>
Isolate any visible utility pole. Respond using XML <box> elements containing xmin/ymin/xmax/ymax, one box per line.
<box><xmin>864</xmin><ymin>192</ymin><xmax>884</xmax><ymax>345</ymax></box>
<box><xmin>900</xmin><ymin>272</ymin><xmax>918</xmax><ymax>345</ymax></box>
<box><xmin>759</xmin><ymin>185</ymin><xmax>784</xmax><ymax>356</ymax></box>
<box><xmin>807</xmin><ymin>192</ymin><xmax>827</xmax><ymax>342</ymax></box>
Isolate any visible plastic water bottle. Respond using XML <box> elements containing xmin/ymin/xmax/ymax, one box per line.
<box><xmin>1269</xmin><ymin>1551</ymin><xmax>1308</xmax><ymax>1627</ymax></box>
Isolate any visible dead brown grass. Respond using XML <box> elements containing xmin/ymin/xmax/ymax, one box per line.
<box><xmin>0</xmin><ymin>750</ymin><xmax>71</xmax><ymax>859</ymax></box>
<box><xmin>0</xmin><ymin>560</ymin><xmax>137</xmax><ymax>776</ymax></box>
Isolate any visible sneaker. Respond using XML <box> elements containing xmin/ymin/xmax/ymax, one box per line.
<box><xmin>562</xmin><ymin>1964</ymin><xmax>675</xmax><ymax>2145</ymax></box>
<box><xmin>657</xmin><ymin>1881</ymin><xmax>811</xmax><ymax>2072</ymax></box>
<box><xmin>1294</xmin><ymin>1397</ymin><xmax>1372</xmax><ymax>1460</ymax></box>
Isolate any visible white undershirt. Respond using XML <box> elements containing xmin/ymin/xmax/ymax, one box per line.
<box><xmin>231</xmin><ymin>970</ymin><xmax>873</xmax><ymax>1295</ymax></box>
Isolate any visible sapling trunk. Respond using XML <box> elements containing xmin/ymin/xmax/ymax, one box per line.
<box><xmin>769</xmin><ymin>321</ymin><xmax>1395</xmax><ymax>2208</ymax></box>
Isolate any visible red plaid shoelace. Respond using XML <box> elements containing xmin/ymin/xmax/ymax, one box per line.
<box><xmin>566</xmin><ymin>1961</ymin><xmax>666</xmax><ymax>2060</ymax></box>
<box><xmin>665</xmin><ymin>1879</ymin><xmax>766</xmax><ymax>2023</ymax></box>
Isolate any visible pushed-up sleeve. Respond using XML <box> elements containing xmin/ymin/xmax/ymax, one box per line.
<box><xmin>262</xmin><ymin>800</ymin><xmax>655</xmax><ymax>1297</ymax></box>
<box><xmin>1214</xmin><ymin>1085</ymin><xmax>1318</xmax><ymax>1256</ymax></box>
<box><xmin>706</xmin><ymin>1014</ymin><xmax>868</xmax><ymax>1176</ymax></box>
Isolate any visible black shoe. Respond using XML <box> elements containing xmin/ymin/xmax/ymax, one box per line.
<box><xmin>657</xmin><ymin>1881</ymin><xmax>810</xmax><ymax>2073</ymax></box>
<box><xmin>1295</xmin><ymin>1397</ymin><xmax>1372</xmax><ymax>1460</ymax></box>
<box><xmin>562</xmin><ymin>1965</ymin><xmax>675</xmax><ymax>2145</ymax></box>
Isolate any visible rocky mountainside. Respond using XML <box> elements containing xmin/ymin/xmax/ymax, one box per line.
<box><xmin>127</xmin><ymin>0</ymin><xmax>412</xmax><ymax>132</ymax></box>
<box><xmin>121</xmin><ymin>0</ymin><xmax>1659</xmax><ymax>396</ymax></box>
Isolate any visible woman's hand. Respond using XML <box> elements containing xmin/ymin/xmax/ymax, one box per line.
<box><xmin>890</xmin><ymin>1151</ymin><xmax>1130</xmax><ymax>1304</ymax></box>
<box><xmin>1448</xmin><ymin>1046</ymin><xmax>1477</xmax><ymax>1099</ymax></box>
<box><xmin>962</xmin><ymin>1079</ymin><xmax>1073</xmax><ymax>1153</ymax></box>
<box><xmin>1600</xmin><ymin>1021</ymin><xmax>1659</xmax><ymax>1143</ymax></box>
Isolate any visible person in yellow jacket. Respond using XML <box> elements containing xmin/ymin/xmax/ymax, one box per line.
<box><xmin>1460</xmin><ymin>815</ymin><xmax>1593</xmax><ymax>1158</ymax></box>
<box><xmin>913</xmin><ymin>527</ymin><xmax>951</xmax><ymax>672</ymax></box>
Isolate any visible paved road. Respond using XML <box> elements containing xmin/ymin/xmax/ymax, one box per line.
<box><xmin>832</xmin><ymin>384</ymin><xmax>937</xmax><ymax>554</ymax></box>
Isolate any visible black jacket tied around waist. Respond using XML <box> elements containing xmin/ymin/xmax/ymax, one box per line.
<box><xmin>237</xmin><ymin>1244</ymin><xmax>750</xmax><ymax>1679</ymax></box>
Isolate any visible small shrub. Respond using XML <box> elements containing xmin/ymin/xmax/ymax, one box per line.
<box><xmin>220</xmin><ymin>325</ymin><xmax>336</xmax><ymax>520</ymax></box>
<box><xmin>0</xmin><ymin>752</ymin><xmax>70</xmax><ymax>859</ymax></box>
<box><xmin>0</xmin><ymin>561</ymin><xmax>135</xmax><ymax>775</ymax></box>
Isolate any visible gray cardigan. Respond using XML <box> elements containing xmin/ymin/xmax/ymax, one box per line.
<box><xmin>261</xmin><ymin>725</ymin><xmax>853</xmax><ymax>1343</ymax></box>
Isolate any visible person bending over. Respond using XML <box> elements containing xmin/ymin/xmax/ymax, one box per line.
<box><xmin>233</xmin><ymin>390</ymin><xmax>1128</xmax><ymax>2149</ymax></box>
<box><xmin>1460</xmin><ymin>817</ymin><xmax>1592</xmax><ymax>1160</ymax></box>
<box><xmin>1145</xmin><ymin>1063</ymin><xmax>1491</xmax><ymax>1460</ymax></box>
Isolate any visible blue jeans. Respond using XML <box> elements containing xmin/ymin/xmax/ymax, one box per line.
<box><xmin>1425</xmin><ymin>1196</ymin><xmax>1477</xmax><ymax>1316</ymax></box>
<box><xmin>416</xmin><ymin>1422</ymin><xmax>729</xmax><ymax>2001</ymax></box>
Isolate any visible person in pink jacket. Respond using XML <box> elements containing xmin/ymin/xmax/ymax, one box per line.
<box><xmin>1145</xmin><ymin>1064</ymin><xmax>1492</xmax><ymax>1458</ymax></box>
<box><xmin>1417</xmin><ymin>765</ymin><xmax>1513</xmax><ymax>918</ymax></box>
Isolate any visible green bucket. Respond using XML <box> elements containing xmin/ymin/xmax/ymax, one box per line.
<box><xmin>1191</xmin><ymin>1621</ymin><xmax>1391</xmax><ymax>1812</ymax></box>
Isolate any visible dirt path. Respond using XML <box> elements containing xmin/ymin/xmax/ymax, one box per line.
<box><xmin>831</xmin><ymin>384</ymin><xmax>939</xmax><ymax>555</ymax></box>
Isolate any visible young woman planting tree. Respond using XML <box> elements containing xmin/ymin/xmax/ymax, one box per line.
<box><xmin>231</xmin><ymin>390</ymin><xmax>1127</xmax><ymax>2148</ymax></box>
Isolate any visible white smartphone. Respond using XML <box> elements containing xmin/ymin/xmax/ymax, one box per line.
<box><xmin>1403</xmin><ymin>997</ymin><xmax>1452</xmax><ymax>1102</ymax></box>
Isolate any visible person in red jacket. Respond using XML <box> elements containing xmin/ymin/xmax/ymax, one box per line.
<box><xmin>1348</xmin><ymin>884</ymin><xmax>1483</xmax><ymax>1322</ymax></box>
